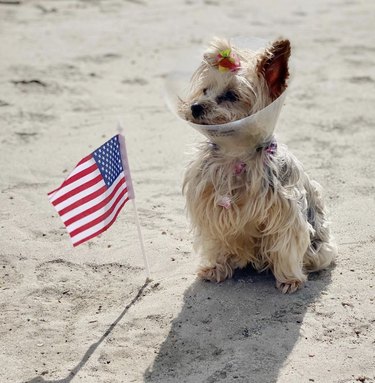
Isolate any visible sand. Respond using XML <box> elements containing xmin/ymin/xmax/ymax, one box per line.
<box><xmin>0</xmin><ymin>0</ymin><xmax>374</xmax><ymax>382</ymax></box>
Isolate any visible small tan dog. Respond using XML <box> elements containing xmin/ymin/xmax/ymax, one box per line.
<box><xmin>179</xmin><ymin>38</ymin><xmax>336</xmax><ymax>293</ymax></box>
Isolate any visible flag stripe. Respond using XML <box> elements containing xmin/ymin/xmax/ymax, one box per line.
<box><xmin>49</xmin><ymin>158</ymin><xmax>97</xmax><ymax>203</ymax></box>
<box><xmin>58</xmin><ymin>185</ymin><xmax>108</xmax><ymax>217</ymax></box>
<box><xmin>53</xmin><ymin>179</ymin><xmax>106</xmax><ymax>212</ymax></box>
<box><xmin>64</xmin><ymin>177</ymin><xmax>127</xmax><ymax>228</ymax></box>
<box><xmin>72</xmin><ymin>198</ymin><xmax>128</xmax><ymax>247</ymax></box>
<box><xmin>51</xmin><ymin>172</ymin><xmax>102</xmax><ymax>207</ymax></box>
<box><xmin>59</xmin><ymin>174</ymin><xmax>126</xmax><ymax>219</ymax></box>
<box><xmin>71</xmin><ymin>195</ymin><xmax>129</xmax><ymax>246</ymax></box>
<box><xmin>69</xmin><ymin>187</ymin><xmax>127</xmax><ymax>236</ymax></box>
<box><xmin>59</xmin><ymin>163</ymin><xmax>98</xmax><ymax>189</ymax></box>
<box><xmin>47</xmin><ymin>155</ymin><xmax>93</xmax><ymax>197</ymax></box>
<box><xmin>77</xmin><ymin>154</ymin><xmax>93</xmax><ymax>166</ymax></box>
<box><xmin>55</xmin><ymin>180</ymin><xmax>107</xmax><ymax>214</ymax></box>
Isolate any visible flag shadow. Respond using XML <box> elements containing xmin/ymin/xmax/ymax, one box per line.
<box><xmin>24</xmin><ymin>279</ymin><xmax>150</xmax><ymax>383</ymax></box>
<box><xmin>144</xmin><ymin>267</ymin><xmax>332</xmax><ymax>383</ymax></box>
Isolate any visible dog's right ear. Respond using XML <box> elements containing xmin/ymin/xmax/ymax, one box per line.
<box><xmin>257</xmin><ymin>39</ymin><xmax>291</xmax><ymax>99</ymax></box>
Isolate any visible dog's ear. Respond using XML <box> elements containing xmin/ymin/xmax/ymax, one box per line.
<box><xmin>257</xmin><ymin>39</ymin><xmax>291</xmax><ymax>99</ymax></box>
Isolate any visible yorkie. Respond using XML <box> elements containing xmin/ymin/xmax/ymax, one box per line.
<box><xmin>179</xmin><ymin>38</ymin><xmax>336</xmax><ymax>293</ymax></box>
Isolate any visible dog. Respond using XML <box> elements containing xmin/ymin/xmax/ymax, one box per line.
<box><xmin>179</xmin><ymin>37</ymin><xmax>336</xmax><ymax>293</ymax></box>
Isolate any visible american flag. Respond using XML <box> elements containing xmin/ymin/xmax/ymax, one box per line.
<box><xmin>48</xmin><ymin>134</ymin><xmax>134</xmax><ymax>247</ymax></box>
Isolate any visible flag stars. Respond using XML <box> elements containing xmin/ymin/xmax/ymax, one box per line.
<box><xmin>92</xmin><ymin>135</ymin><xmax>124</xmax><ymax>188</ymax></box>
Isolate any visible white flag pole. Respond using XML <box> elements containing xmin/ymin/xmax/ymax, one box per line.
<box><xmin>131</xmin><ymin>198</ymin><xmax>151</xmax><ymax>279</ymax></box>
<box><xmin>117</xmin><ymin>124</ymin><xmax>151</xmax><ymax>280</ymax></box>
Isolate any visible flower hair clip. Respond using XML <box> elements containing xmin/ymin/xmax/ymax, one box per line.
<box><xmin>215</xmin><ymin>49</ymin><xmax>241</xmax><ymax>73</ymax></box>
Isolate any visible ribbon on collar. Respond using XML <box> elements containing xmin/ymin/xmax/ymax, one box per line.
<box><xmin>215</xmin><ymin>139</ymin><xmax>278</xmax><ymax>209</ymax></box>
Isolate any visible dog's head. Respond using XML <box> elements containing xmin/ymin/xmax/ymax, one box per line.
<box><xmin>179</xmin><ymin>37</ymin><xmax>291</xmax><ymax>125</ymax></box>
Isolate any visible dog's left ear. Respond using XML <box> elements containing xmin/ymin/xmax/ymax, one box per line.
<box><xmin>257</xmin><ymin>39</ymin><xmax>291</xmax><ymax>99</ymax></box>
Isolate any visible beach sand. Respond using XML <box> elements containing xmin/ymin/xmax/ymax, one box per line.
<box><xmin>0</xmin><ymin>0</ymin><xmax>374</xmax><ymax>382</ymax></box>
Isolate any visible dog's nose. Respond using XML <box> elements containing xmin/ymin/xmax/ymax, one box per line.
<box><xmin>191</xmin><ymin>103</ymin><xmax>204</xmax><ymax>119</ymax></box>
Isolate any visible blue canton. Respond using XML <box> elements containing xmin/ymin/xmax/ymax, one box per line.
<box><xmin>92</xmin><ymin>135</ymin><xmax>124</xmax><ymax>188</ymax></box>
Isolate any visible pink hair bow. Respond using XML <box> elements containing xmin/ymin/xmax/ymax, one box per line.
<box><xmin>215</xmin><ymin>49</ymin><xmax>241</xmax><ymax>73</ymax></box>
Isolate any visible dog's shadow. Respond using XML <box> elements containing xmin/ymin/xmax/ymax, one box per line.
<box><xmin>144</xmin><ymin>267</ymin><xmax>332</xmax><ymax>383</ymax></box>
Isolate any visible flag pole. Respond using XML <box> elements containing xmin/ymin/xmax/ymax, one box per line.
<box><xmin>131</xmin><ymin>198</ymin><xmax>151</xmax><ymax>279</ymax></box>
<box><xmin>117</xmin><ymin>123</ymin><xmax>151</xmax><ymax>280</ymax></box>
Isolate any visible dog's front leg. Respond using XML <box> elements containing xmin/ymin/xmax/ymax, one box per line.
<box><xmin>196</xmin><ymin>239</ymin><xmax>244</xmax><ymax>283</ymax></box>
<box><xmin>198</xmin><ymin>261</ymin><xmax>234</xmax><ymax>283</ymax></box>
<box><xmin>265</xmin><ymin>228</ymin><xmax>309</xmax><ymax>293</ymax></box>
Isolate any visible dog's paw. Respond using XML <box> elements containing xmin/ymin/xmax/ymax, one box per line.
<box><xmin>197</xmin><ymin>265</ymin><xmax>231</xmax><ymax>283</ymax></box>
<box><xmin>276</xmin><ymin>280</ymin><xmax>302</xmax><ymax>294</ymax></box>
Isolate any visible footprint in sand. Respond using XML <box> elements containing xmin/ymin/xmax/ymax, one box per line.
<box><xmin>0</xmin><ymin>254</ymin><xmax>23</xmax><ymax>289</ymax></box>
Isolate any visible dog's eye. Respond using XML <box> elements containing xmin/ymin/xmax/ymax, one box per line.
<box><xmin>203</xmin><ymin>88</ymin><xmax>208</xmax><ymax>95</ymax></box>
<box><xmin>217</xmin><ymin>90</ymin><xmax>238</xmax><ymax>103</ymax></box>
<box><xmin>222</xmin><ymin>90</ymin><xmax>238</xmax><ymax>102</ymax></box>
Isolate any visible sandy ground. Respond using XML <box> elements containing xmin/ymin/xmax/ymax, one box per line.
<box><xmin>0</xmin><ymin>0</ymin><xmax>374</xmax><ymax>382</ymax></box>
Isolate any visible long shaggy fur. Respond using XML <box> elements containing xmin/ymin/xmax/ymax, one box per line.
<box><xmin>180</xmin><ymin>37</ymin><xmax>336</xmax><ymax>293</ymax></box>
